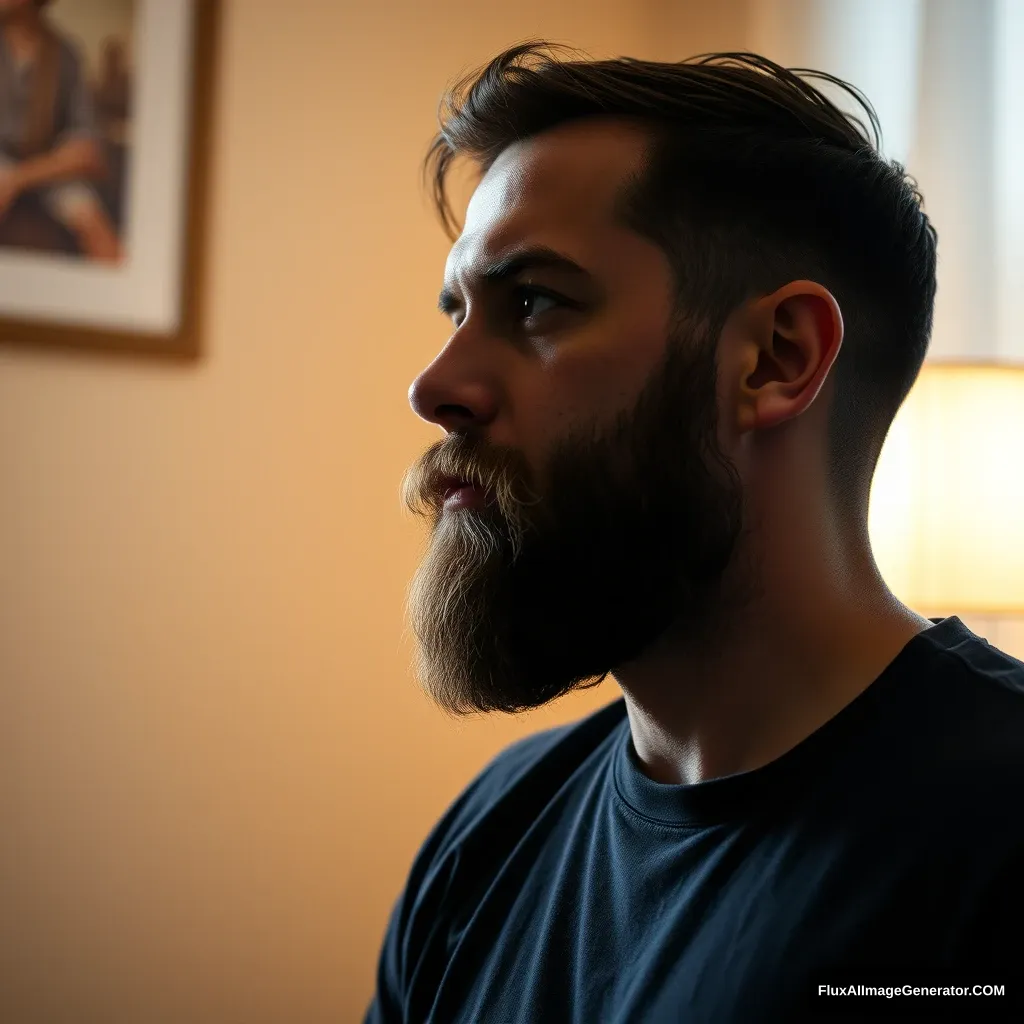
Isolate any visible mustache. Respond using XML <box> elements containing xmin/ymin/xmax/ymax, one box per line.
<box><xmin>399</xmin><ymin>436</ymin><xmax>542</xmax><ymax>523</ymax></box>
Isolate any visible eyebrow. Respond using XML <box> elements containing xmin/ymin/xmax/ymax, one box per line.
<box><xmin>437</xmin><ymin>245</ymin><xmax>592</xmax><ymax>315</ymax></box>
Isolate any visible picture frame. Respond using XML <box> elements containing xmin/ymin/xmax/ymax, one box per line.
<box><xmin>0</xmin><ymin>0</ymin><xmax>218</xmax><ymax>360</ymax></box>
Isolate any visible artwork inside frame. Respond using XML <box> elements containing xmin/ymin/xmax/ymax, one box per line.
<box><xmin>0</xmin><ymin>0</ymin><xmax>217</xmax><ymax>359</ymax></box>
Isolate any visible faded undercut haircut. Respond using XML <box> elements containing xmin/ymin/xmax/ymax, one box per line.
<box><xmin>422</xmin><ymin>41</ymin><xmax>938</xmax><ymax>530</ymax></box>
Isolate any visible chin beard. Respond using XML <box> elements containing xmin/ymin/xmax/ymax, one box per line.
<box><xmin>404</xmin><ymin>452</ymin><xmax>748</xmax><ymax>718</ymax></box>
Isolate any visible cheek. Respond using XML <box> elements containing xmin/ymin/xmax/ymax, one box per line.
<box><xmin>501</xmin><ymin>317</ymin><xmax>668</xmax><ymax>470</ymax></box>
<box><xmin>553</xmin><ymin>331</ymin><xmax>666</xmax><ymax>425</ymax></box>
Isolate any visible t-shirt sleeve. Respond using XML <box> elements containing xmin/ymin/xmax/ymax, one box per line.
<box><xmin>54</xmin><ymin>38</ymin><xmax>99</xmax><ymax>145</ymax></box>
<box><xmin>361</xmin><ymin>729</ymin><xmax>568</xmax><ymax>1023</ymax></box>
<box><xmin>362</xmin><ymin>892</ymin><xmax>406</xmax><ymax>1024</ymax></box>
<box><xmin>361</xmin><ymin>797</ymin><xmax>473</xmax><ymax>1024</ymax></box>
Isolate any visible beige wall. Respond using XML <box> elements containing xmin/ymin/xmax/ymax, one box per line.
<box><xmin>0</xmin><ymin>2</ymin><xmax>749</xmax><ymax>1021</ymax></box>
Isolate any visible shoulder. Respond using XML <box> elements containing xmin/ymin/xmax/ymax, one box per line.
<box><xmin>381</xmin><ymin>697</ymin><xmax>627</xmax><ymax>1000</ymax></box>
<box><xmin>928</xmin><ymin>624</ymin><xmax>1024</xmax><ymax>769</ymax></box>
<box><xmin>428</xmin><ymin>696</ymin><xmax>627</xmax><ymax>859</ymax></box>
<box><xmin>397</xmin><ymin>697</ymin><xmax>626</xmax><ymax>918</ymax></box>
<box><xmin>894</xmin><ymin>624</ymin><xmax>1024</xmax><ymax>848</ymax></box>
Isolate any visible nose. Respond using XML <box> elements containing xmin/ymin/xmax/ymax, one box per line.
<box><xmin>407</xmin><ymin>367</ymin><xmax>499</xmax><ymax>433</ymax></box>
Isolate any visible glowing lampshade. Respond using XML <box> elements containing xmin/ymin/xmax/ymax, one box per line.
<box><xmin>868</xmin><ymin>365</ymin><xmax>1024</xmax><ymax>615</ymax></box>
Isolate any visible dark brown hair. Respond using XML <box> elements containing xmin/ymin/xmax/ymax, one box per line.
<box><xmin>422</xmin><ymin>40</ymin><xmax>938</xmax><ymax>529</ymax></box>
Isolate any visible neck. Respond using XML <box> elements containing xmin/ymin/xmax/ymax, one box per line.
<box><xmin>615</xmin><ymin>488</ymin><xmax>931</xmax><ymax>785</ymax></box>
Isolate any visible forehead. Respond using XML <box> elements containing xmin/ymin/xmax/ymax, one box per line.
<box><xmin>444</xmin><ymin>118</ymin><xmax>652</xmax><ymax>282</ymax></box>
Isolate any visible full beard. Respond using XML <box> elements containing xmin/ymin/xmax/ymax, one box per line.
<box><xmin>401</xmin><ymin>321</ymin><xmax>751</xmax><ymax>717</ymax></box>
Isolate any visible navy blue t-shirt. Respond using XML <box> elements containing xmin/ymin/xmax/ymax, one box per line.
<box><xmin>365</xmin><ymin>617</ymin><xmax>1024</xmax><ymax>1021</ymax></box>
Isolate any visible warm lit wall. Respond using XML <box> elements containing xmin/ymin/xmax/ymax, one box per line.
<box><xmin>0</xmin><ymin>2</ymin><xmax>750</xmax><ymax>1021</ymax></box>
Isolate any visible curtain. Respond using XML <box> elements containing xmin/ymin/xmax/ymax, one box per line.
<box><xmin>746</xmin><ymin>0</ymin><xmax>1024</xmax><ymax>365</ymax></box>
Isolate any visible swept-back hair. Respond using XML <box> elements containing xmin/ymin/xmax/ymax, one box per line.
<box><xmin>422</xmin><ymin>41</ymin><xmax>937</xmax><ymax>528</ymax></box>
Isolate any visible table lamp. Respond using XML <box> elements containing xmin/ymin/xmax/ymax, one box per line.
<box><xmin>868</xmin><ymin>366</ymin><xmax>1024</xmax><ymax>628</ymax></box>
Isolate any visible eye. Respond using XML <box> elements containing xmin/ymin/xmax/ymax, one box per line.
<box><xmin>443</xmin><ymin>286</ymin><xmax>574</xmax><ymax>331</ymax></box>
<box><xmin>510</xmin><ymin>285</ymin><xmax>564</xmax><ymax>323</ymax></box>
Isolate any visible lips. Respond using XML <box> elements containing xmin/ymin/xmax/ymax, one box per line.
<box><xmin>437</xmin><ymin>475</ymin><xmax>474</xmax><ymax>501</ymax></box>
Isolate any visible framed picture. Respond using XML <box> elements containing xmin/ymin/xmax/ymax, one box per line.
<box><xmin>0</xmin><ymin>0</ymin><xmax>217</xmax><ymax>359</ymax></box>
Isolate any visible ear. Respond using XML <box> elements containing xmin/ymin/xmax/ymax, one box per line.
<box><xmin>735</xmin><ymin>281</ymin><xmax>843</xmax><ymax>434</ymax></box>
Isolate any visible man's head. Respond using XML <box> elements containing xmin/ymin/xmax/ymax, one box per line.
<box><xmin>401</xmin><ymin>43</ymin><xmax>936</xmax><ymax>717</ymax></box>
